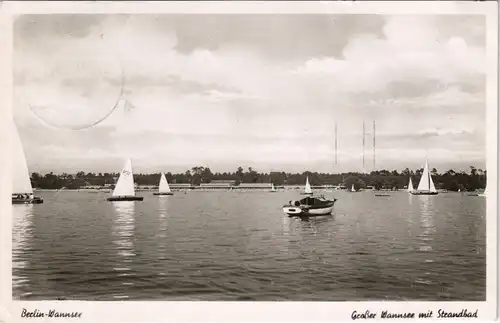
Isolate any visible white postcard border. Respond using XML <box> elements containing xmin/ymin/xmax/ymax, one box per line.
<box><xmin>0</xmin><ymin>1</ymin><xmax>497</xmax><ymax>322</ymax></box>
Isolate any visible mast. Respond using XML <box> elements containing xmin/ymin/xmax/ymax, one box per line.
<box><xmin>373</xmin><ymin>121</ymin><xmax>376</xmax><ymax>171</ymax></box>
<box><xmin>362</xmin><ymin>121</ymin><xmax>365</xmax><ymax>172</ymax></box>
<box><xmin>335</xmin><ymin>123</ymin><xmax>338</xmax><ymax>165</ymax></box>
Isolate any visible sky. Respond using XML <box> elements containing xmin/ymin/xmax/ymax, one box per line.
<box><xmin>13</xmin><ymin>14</ymin><xmax>487</xmax><ymax>174</ymax></box>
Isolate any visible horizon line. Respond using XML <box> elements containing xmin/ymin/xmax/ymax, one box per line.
<box><xmin>29</xmin><ymin>165</ymin><xmax>487</xmax><ymax>177</ymax></box>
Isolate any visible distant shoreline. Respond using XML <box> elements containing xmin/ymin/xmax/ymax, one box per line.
<box><xmin>33</xmin><ymin>187</ymin><xmax>453</xmax><ymax>193</ymax></box>
<box><xmin>29</xmin><ymin>166</ymin><xmax>487</xmax><ymax>192</ymax></box>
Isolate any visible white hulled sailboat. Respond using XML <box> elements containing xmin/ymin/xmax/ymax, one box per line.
<box><xmin>350</xmin><ymin>184</ymin><xmax>356</xmax><ymax>192</ymax></box>
<box><xmin>270</xmin><ymin>183</ymin><xmax>277</xmax><ymax>192</ymax></box>
<box><xmin>479</xmin><ymin>182</ymin><xmax>488</xmax><ymax>197</ymax></box>
<box><xmin>107</xmin><ymin>158</ymin><xmax>143</xmax><ymax>201</ymax></box>
<box><xmin>12</xmin><ymin>122</ymin><xmax>43</xmax><ymax>204</ymax></box>
<box><xmin>410</xmin><ymin>159</ymin><xmax>438</xmax><ymax>195</ymax></box>
<box><xmin>301</xmin><ymin>176</ymin><xmax>313</xmax><ymax>195</ymax></box>
<box><xmin>407</xmin><ymin>177</ymin><xmax>414</xmax><ymax>193</ymax></box>
<box><xmin>153</xmin><ymin>172</ymin><xmax>173</xmax><ymax>196</ymax></box>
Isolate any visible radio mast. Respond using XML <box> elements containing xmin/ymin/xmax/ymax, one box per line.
<box><xmin>362</xmin><ymin>121</ymin><xmax>365</xmax><ymax>172</ymax></box>
<box><xmin>335</xmin><ymin>123</ymin><xmax>338</xmax><ymax>165</ymax></box>
<box><xmin>373</xmin><ymin>120</ymin><xmax>376</xmax><ymax>171</ymax></box>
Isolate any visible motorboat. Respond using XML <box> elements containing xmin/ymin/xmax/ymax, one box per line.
<box><xmin>282</xmin><ymin>195</ymin><xmax>337</xmax><ymax>217</ymax></box>
<box><xmin>12</xmin><ymin>193</ymin><xmax>43</xmax><ymax>204</ymax></box>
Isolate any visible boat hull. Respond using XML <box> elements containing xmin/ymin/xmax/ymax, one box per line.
<box><xmin>12</xmin><ymin>197</ymin><xmax>43</xmax><ymax>204</ymax></box>
<box><xmin>107</xmin><ymin>196</ymin><xmax>144</xmax><ymax>201</ymax></box>
<box><xmin>153</xmin><ymin>192</ymin><xmax>174</xmax><ymax>196</ymax></box>
<box><xmin>282</xmin><ymin>200</ymin><xmax>336</xmax><ymax>217</ymax></box>
<box><xmin>410</xmin><ymin>191</ymin><xmax>438</xmax><ymax>195</ymax></box>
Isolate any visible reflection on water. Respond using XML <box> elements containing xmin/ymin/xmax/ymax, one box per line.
<box><xmin>12</xmin><ymin>205</ymin><xmax>34</xmax><ymax>290</ymax></box>
<box><xmin>111</xmin><ymin>201</ymin><xmax>136</xmax><ymax>299</ymax></box>
<box><xmin>111</xmin><ymin>202</ymin><xmax>135</xmax><ymax>264</ymax></box>
<box><xmin>157</xmin><ymin>198</ymin><xmax>169</xmax><ymax>259</ymax></box>
<box><xmin>13</xmin><ymin>191</ymin><xmax>486</xmax><ymax>301</ymax></box>
<box><xmin>417</xmin><ymin>196</ymin><xmax>436</xmax><ymax>253</ymax></box>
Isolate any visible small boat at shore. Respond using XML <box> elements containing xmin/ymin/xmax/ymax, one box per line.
<box><xmin>153</xmin><ymin>172</ymin><xmax>173</xmax><ymax>196</ymax></box>
<box><xmin>12</xmin><ymin>122</ymin><xmax>43</xmax><ymax>204</ymax></box>
<box><xmin>410</xmin><ymin>159</ymin><xmax>438</xmax><ymax>195</ymax></box>
<box><xmin>107</xmin><ymin>159</ymin><xmax>143</xmax><ymax>202</ymax></box>
<box><xmin>478</xmin><ymin>183</ymin><xmax>488</xmax><ymax>197</ymax></box>
<box><xmin>269</xmin><ymin>183</ymin><xmax>277</xmax><ymax>192</ymax></box>
<box><xmin>350</xmin><ymin>184</ymin><xmax>356</xmax><ymax>192</ymax></box>
<box><xmin>282</xmin><ymin>195</ymin><xmax>337</xmax><ymax>217</ymax></box>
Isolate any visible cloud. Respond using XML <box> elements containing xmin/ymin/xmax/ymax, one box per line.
<box><xmin>13</xmin><ymin>14</ymin><xmax>487</xmax><ymax>173</ymax></box>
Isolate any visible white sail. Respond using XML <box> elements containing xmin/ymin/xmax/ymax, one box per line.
<box><xmin>158</xmin><ymin>172</ymin><xmax>171</xmax><ymax>193</ymax></box>
<box><xmin>112</xmin><ymin>159</ymin><xmax>135</xmax><ymax>197</ymax></box>
<box><xmin>270</xmin><ymin>183</ymin><xmax>276</xmax><ymax>191</ymax></box>
<box><xmin>351</xmin><ymin>184</ymin><xmax>355</xmax><ymax>192</ymax></box>
<box><xmin>481</xmin><ymin>181</ymin><xmax>488</xmax><ymax>197</ymax></box>
<box><xmin>407</xmin><ymin>177</ymin><xmax>414</xmax><ymax>192</ymax></box>
<box><xmin>304</xmin><ymin>176</ymin><xmax>313</xmax><ymax>194</ymax></box>
<box><xmin>416</xmin><ymin>159</ymin><xmax>437</xmax><ymax>193</ymax></box>
<box><xmin>12</xmin><ymin>123</ymin><xmax>33</xmax><ymax>194</ymax></box>
<box><xmin>429</xmin><ymin>174</ymin><xmax>437</xmax><ymax>192</ymax></box>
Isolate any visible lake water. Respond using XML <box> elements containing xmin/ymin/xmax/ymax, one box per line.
<box><xmin>12</xmin><ymin>190</ymin><xmax>486</xmax><ymax>301</ymax></box>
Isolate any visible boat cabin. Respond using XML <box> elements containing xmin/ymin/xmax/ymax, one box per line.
<box><xmin>12</xmin><ymin>193</ymin><xmax>33</xmax><ymax>200</ymax></box>
<box><xmin>296</xmin><ymin>196</ymin><xmax>331</xmax><ymax>206</ymax></box>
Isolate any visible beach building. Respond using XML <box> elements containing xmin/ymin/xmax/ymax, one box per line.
<box><xmin>235</xmin><ymin>183</ymin><xmax>272</xmax><ymax>190</ymax></box>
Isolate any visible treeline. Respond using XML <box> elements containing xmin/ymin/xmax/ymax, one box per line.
<box><xmin>30</xmin><ymin>165</ymin><xmax>487</xmax><ymax>192</ymax></box>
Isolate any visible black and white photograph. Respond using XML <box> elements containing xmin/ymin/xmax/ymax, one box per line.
<box><xmin>1</xmin><ymin>1</ymin><xmax>498</xmax><ymax>322</ymax></box>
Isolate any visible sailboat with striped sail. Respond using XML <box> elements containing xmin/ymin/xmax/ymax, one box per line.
<box><xmin>107</xmin><ymin>158</ymin><xmax>143</xmax><ymax>201</ymax></box>
<box><xmin>153</xmin><ymin>172</ymin><xmax>173</xmax><ymax>196</ymax></box>
<box><xmin>410</xmin><ymin>159</ymin><xmax>438</xmax><ymax>195</ymax></box>
<box><xmin>12</xmin><ymin>122</ymin><xmax>43</xmax><ymax>204</ymax></box>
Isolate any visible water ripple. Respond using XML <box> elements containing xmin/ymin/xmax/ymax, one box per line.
<box><xmin>12</xmin><ymin>191</ymin><xmax>486</xmax><ymax>301</ymax></box>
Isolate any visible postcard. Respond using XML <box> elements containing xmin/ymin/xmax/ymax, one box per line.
<box><xmin>0</xmin><ymin>1</ymin><xmax>497</xmax><ymax>322</ymax></box>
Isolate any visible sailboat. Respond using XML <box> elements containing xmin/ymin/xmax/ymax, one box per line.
<box><xmin>12</xmin><ymin>123</ymin><xmax>43</xmax><ymax>204</ymax></box>
<box><xmin>407</xmin><ymin>177</ymin><xmax>414</xmax><ymax>193</ymax></box>
<box><xmin>269</xmin><ymin>183</ymin><xmax>278</xmax><ymax>193</ymax></box>
<box><xmin>350</xmin><ymin>184</ymin><xmax>356</xmax><ymax>192</ymax></box>
<box><xmin>479</xmin><ymin>182</ymin><xmax>488</xmax><ymax>197</ymax></box>
<box><xmin>300</xmin><ymin>176</ymin><xmax>313</xmax><ymax>195</ymax></box>
<box><xmin>153</xmin><ymin>172</ymin><xmax>173</xmax><ymax>196</ymax></box>
<box><xmin>410</xmin><ymin>159</ymin><xmax>438</xmax><ymax>195</ymax></box>
<box><xmin>107</xmin><ymin>159</ymin><xmax>144</xmax><ymax>201</ymax></box>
